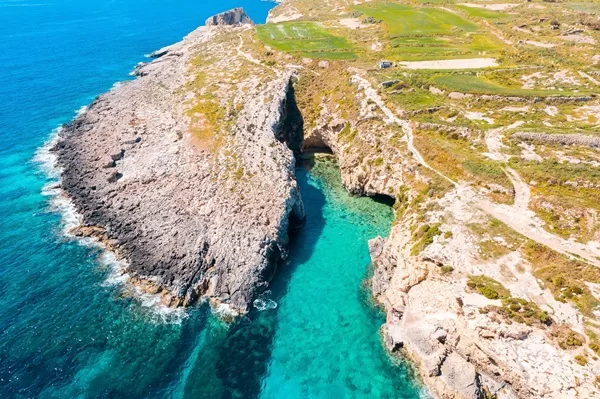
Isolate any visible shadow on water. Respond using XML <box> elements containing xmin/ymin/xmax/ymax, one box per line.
<box><xmin>370</xmin><ymin>193</ymin><xmax>396</xmax><ymax>208</ymax></box>
<box><xmin>181</xmin><ymin>160</ymin><xmax>327</xmax><ymax>399</ymax></box>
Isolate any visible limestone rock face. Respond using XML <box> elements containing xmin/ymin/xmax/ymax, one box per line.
<box><xmin>374</xmin><ymin>193</ymin><xmax>600</xmax><ymax>399</ymax></box>
<box><xmin>205</xmin><ymin>8</ymin><xmax>253</xmax><ymax>27</ymax></box>
<box><xmin>52</xmin><ymin>24</ymin><xmax>304</xmax><ymax>314</ymax></box>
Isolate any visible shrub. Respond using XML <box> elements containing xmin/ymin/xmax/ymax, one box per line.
<box><xmin>559</xmin><ymin>332</ymin><xmax>584</xmax><ymax>349</ymax></box>
<box><xmin>467</xmin><ymin>275</ymin><xmax>510</xmax><ymax>300</ymax></box>
<box><xmin>363</xmin><ymin>16</ymin><xmax>382</xmax><ymax>24</ymax></box>
<box><xmin>574</xmin><ymin>355</ymin><xmax>588</xmax><ymax>366</ymax></box>
<box><xmin>590</xmin><ymin>341</ymin><xmax>600</xmax><ymax>355</ymax></box>
<box><xmin>411</xmin><ymin>223</ymin><xmax>441</xmax><ymax>255</ymax></box>
<box><xmin>498</xmin><ymin>298</ymin><xmax>551</xmax><ymax>326</ymax></box>
<box><xmin>440</xmin><ymin>265</ymin><xmax>454</xmax><ymax>275</ymax></box>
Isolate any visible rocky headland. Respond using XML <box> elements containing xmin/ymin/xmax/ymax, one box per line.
<box><xmin>53</xmin><ymin>10</ymin><xmax>304</xmax><ymax>314</ymax></box>
<box><xmin>54</xmin><ymin>0</ymin><xmax>600</xmax><ymax>398</ymax></box>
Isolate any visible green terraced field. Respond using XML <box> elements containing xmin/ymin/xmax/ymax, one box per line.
<box><xmin>353</xmin><ymin>3</ymin><xmax>502</xmax><ymax>60</ymax></box>
<box><xmin>432</xmin><ymin>74</ymin><xmax>589</xmax><ymax>97</ymax></box>
<box><xmin>390</xmin><ymin>34</ymin><xmax>501</xmax><ymax>60</ymax></box>
<box><xmin>354</xmin><ymin>3</ymin><xmax>478</xmax><ymax>37</ymax></box>
<box><xmin>256</xmin><ymin>22</ymin><xmax>356</xmax><ymax>59</ymax></box>
<box><xmin>456</xmin><ymin>5</ymin><xmax>510</xmax><ymax>19</ymax></box>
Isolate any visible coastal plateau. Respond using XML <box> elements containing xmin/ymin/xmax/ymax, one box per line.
<box><xmin>54</xmin><ymin>2</ymin><xmax>600</xmax><ymax>398</ymax></box>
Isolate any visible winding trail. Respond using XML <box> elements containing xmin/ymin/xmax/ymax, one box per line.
<box><xmin>351</xmin><ymin>72</ymin><xmax>600</xmax><ymax>268</ymax></box>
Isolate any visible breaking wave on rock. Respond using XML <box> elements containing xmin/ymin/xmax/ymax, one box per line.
<box><xmin>253</xmin><ymin>290</ymin><xmax>278</xmax><ymax>311</ymax></box>
<box><xmin>32</xmin><ymin>116</ymin><xmax>187</xmax><ymax>325</ymax></box>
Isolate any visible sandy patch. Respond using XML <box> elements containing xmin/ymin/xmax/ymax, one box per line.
<box><xmin>339</xmin><ymin>18</ymin><xmax>363</xmax><ymax>29</ymax></box>
<box><xmin>512</xmin><ymin>26</ymin><xmax>529</xmax><ymax>34</ymax></box>
<box><xmin>501</xmin><ymin>105</ymin><xmax>530</xmax><ymax>113</ymax></box>
<box><xmin>560</xmin><ymin>34</ymin><xmax>596</xmax><ymax>45</ymax></box>
<box><xmin>519</xmin><ymin>142</ymin><xmax>543</xmax><ymax>162</ymax></box>
<box><xmin>556</xmin><ymin>151</ymin><xmax>600</xmax><ymax>167</ymax></box>
<box><xmin>399</xmin><ymin>58</ymin><xmax>498</xmax><ymax>70</ymax></box>
<box><xmin>524</xmin><ymin>40</ymin><xmax>555</xmax><ymax>48</ymax></box>
<box><xmin>268</xmin><ymin>11</ymin><xmax>303</xmax><ymax>24</ymax></box>
<box><xmin>459</xmin><ymin>3</ymin><xmax>519</xmax><ymax>10</ymax></box>
<box><xmin>544</xmin><ymin>106</ymin><xmax>558</xmax><ymax>116</ymax></box>
<box><xmin>521</xmin><ymin>70</ymin><xmax>582</xmax><ymax>90</ymax></box>
<box><xmin>371</xmin><ymin>41</ymin><xmax>383</xmax><ymax>51</ymax></box>
<box><xmin>465</xmin><ymin>111</ymin><xmax>494</xmax><ymax>124</ymax></box>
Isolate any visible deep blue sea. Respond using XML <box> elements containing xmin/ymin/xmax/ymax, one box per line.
<box><xmin>0</xmin><ymin>1</ymin><xmax>422</xmax><ymax>397</ymax></box>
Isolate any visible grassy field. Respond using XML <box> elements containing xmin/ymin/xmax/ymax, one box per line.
<box><xmin>413</xmin><ymin>126</ymin><xmax>512</xmax><ymax>189</ymax></box>
<box><xmin>456</xmin><ymin>5</ymin><xmax>510</xmax><ymax>19</ymax></box>
<box><xmin>352</xmin><ymin>3</ymin><xmax>504</xmax><ymax>60</ymax></box>
<box><xmin>432</xmin><ymin>74</ymin><xmax>591</xmax><ymax>97</ymax></box>
<box><xmin>256</xmin><ymin>22</ymin><xmax>356</xmax><ymax>59</ymax></box>
<box><xmin>354</xmin><ymin>3</ymin><xmax>477</xmax><ymax>36</ymax></box>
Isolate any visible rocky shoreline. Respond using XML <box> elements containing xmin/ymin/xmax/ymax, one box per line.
<box><xmin>49</xmin><ymin>2</ymin><xmax>600</xmax><ymax>398</ymax></box>
<box><xmin>52</xmin><ymin>10</ymin><xmax>305</xmax><ymax>314</ymax></box>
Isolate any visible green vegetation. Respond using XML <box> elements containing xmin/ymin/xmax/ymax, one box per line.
<box><xmin>411</xmin><ymin>223</ymin><xmax>441</xmax><ymax>255</ymax></box>
<box><xmin>456</xmin><ymin>5</ymin><xmax>509</xmax><ymax>20</ymax></box>
<box><xmin>440</xmin><ymin>265</ymin><xmax>454</xmax><ymax>274</ymax></box>
<box><xmin>497</xmin><ymin>298</ymin><xmax>551</xmax><ymax>326</ymax></box>
<box><xmin>467</xmin><ymin>275</ymin><xmax>510</xmax><ymax>300</ymax></box>
<box><xmin>354</xmin><ymin>3</ymin><xmax>477</xmax><ymax>36</ymax></box>
<box><xmin>471</xmin><ymin>276</ymin><xmax>552</xmax><ymax>326</ymax></box>
<box><xmin>413</xmin><ymin>126</ymin><xmax>512</xmax><ymax>189</ymax></box>
<box><xmin>256</xmin><ymin>22</ymin><xmax>356</xmax><ymax>59</ymax></box>
<box><xmin>590</xmin><ymin>341</ymin><xmax>600</xmax><ymax>356</ymax></box>
<box><xmin>508</xmin><ymin>151</ymin><xmax>600</xmax><ymax>241</ymax></box>
<box><xmin>353</xmin><ymin>2</ymin><xmax>504</xmax><ymax>60</ymax></box>
<box><xmin>185</xmin><ymin>71</ymin><xmax>226</xmax><ymax>151</ymax></box>
<box><xmin>524</xmin><ymin>242</ymin><xmax>600</xmax><ymax>316</ymax></box>
<box><xmin>557</xmin><ymin>330</ymin><xmax>584</xmax><ymax>349</ymax></box>
<box><xmin>293</xmin><ymin>65</ymin><xmax>359</xmax><ymax>129</ymax></box>
<box><xmin>574</xmin><ymin>354</ymin><xmax>588</xmax><ymax>366</ymax></box>
<box><xmin>432</xmin><ymin>74</ymin><xmax>589</xmax><ymax>97</ymax></box>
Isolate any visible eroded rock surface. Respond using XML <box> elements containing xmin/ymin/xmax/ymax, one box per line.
<box><xmin>205</xmin><ymin>7</ymin><xmax>253</xmax><ymax>26</ymax></box>
<box><xmin>53</xmin><ymin>18</ymin><xmax>303</xmax><ymax>313</ymax></box>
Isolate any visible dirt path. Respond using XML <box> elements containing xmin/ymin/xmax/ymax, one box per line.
<box><xmin>483</xmin><ymin>121</ymin><xmax>523</xmax><ymax>162</ymax></box>
<box><xmin>351</xmin><ymin>73</ymin><xmax>457</xmax><ymax>186</ymax></box>
<box><xmin>399</xmin><ymin>58</ymin><xmax>498</xmax><ymax>70</ymax></box>
<box><xmin>352</xmin><ymin>72</ymin><xmax>600</xmax><ymax>267</ymax></box>
<box><xmin>236</xmin><ymin>34</ymin><xmax>264</xmax><ymax>66</ymax></box>
<box><xmin>505</xmin><ymin>167</ymin><xmax>530</xmax><ymax>211</ymax></box>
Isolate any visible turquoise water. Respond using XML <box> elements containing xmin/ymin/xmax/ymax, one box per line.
<box><xmin>0</xmin><ymin>0</ymin><xmax>422</xmax><ymax>397</ymax></box>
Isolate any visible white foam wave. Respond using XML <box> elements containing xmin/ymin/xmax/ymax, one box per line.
<box><xmin>32</xmin><ymin>126</ymin><xmax>61</xmax><ymax>180</ymax></box>
<box><xmin>32</xmin><ymin>107</ymin><xmax>188</xmax><ymax>324</ymax></box>
<box><xmin>111</xmin><ymin>81</ymin><xmax>123</xmax><ymax>90</ymax></box>
<box><xmin>32</xmin><ymin>126</ymin><xmax>83</xmax><ymax>235</ymax></box>
<box><xmin>98</xmin><ymin>251</ymin><xmax>130</xmax><ymax>287</ymax></box>
<box><xmin>135</xmin><ymin>288</ymin><xmax>189</xmax><ymax>325</ymax></box>
<box><xmin>253</xmin><ymin>290</ymin><xmax>277</xmax><ymax>311</ymax></box>
<box><xmin>75</xmin><ymin>105</ymin><xmax>88</xmax><ymax>117</ymax></box>
<box><xmin>213</xmin><ymin>302</ymin><xmax>240</xmax><ymax>319</ymax></box>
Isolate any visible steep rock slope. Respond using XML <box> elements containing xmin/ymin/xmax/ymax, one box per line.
<box><xmin>53</xmin><ymin>14</ymin><xmax>304</xmax><ymax>314</ymax></box>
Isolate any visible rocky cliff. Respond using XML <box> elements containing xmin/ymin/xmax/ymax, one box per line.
<box><xmin>299</xmin><ymin>67</ymin><xmax>600</xmax><ymax>397</ymax></box>
<box><xmin>52</xmin><ymin>0</ymin><xmax>600</xmax><ymax>397</ymax></box>
<box><xmin>53</xmin><ymin>13</ymin><xmax>304</xmax><ymax>314</ymax></box>
<box><xmin>205</xmin><ymin>7</ymin><xmax>253</xmax><ymax>27</ymax></box>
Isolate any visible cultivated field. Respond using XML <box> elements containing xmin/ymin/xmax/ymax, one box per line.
<box><xmin>256</xmin><ymin>22</ymin><xmax>356</xmax><ymax>59</ymax></box>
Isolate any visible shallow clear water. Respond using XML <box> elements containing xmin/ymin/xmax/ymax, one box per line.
<box><xmin>0</xmin><ymin>1</ymin><xmax>422</xmax><ymax>397</ymax></box>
